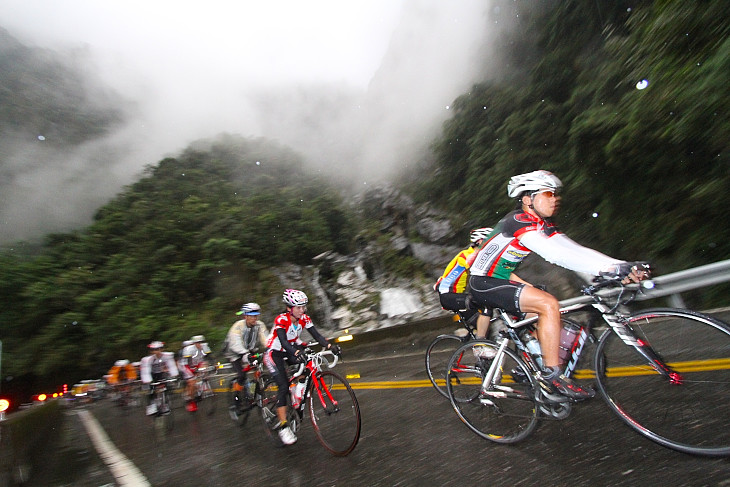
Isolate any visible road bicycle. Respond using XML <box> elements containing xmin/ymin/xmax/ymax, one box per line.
<box><xmin>425</xmin><ymin>310</ymin><xmax>478</xmax><ymax>398</ymax></box>
<box><xmin>192</xmin><ymin>365</ymin><xmax>217</xmax><ymax>415</ymax></box>
<box><xmin>148</xmin><ymin>378</ymin><xmax>177</xmax><ymax>431</ymax></box>
<box><xmin>445</xmin><ymin>264</ymin><xmax>730</xmax><ymax>457</ymax></box>
<box><xmin>228</xmin><ymin>354</ymin><xmax>267</xmax><ymax>425</ymax></box>
<box><xmin>260</xmin><ymin>348</ymin><xmax>361</xmax><ymax>456</ymax></box>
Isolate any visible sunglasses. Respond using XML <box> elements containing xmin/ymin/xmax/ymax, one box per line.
<box><xmin>531</xmin><ymin>189</ymin><xmax>558</xmax><ymax>198</ymax></box>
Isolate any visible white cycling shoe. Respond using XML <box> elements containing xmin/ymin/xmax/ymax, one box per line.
<box><xmin>278</xmin><ymin>425</ymin><xmax>297</xmax><ymax>445</ymax></box>
<box><xmin>146</xmin><ymin>404</ymin><xmax>158</xmax><ymax>416</ymax></box>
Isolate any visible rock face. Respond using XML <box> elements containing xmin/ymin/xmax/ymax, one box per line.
<box><xmin>271</xmin><ymin>186</ymin><xmax>583</xmax><ymax>335</ymax></box>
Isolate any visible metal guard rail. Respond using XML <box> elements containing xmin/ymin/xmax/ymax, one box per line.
<box><xmin>560</xmin><ymin>259</ymin><xmax>730</xmax><ymax>308</ymax></box>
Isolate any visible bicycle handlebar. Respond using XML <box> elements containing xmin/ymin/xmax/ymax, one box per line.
<box><xmin>292</xmin><ymin>349</ymin><xmax>339</xmax><ymax>378</ymax></box>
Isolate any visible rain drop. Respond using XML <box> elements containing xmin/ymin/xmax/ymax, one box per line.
<box><xmin>37</xmin><ymin>135</ymin><xmax>45</xmax><ymax>141</ymax></box>
<box><xmin>592</xmin><ymin>212</ymin><xmax>599</xmax><ymax>218</ymax></box>
<box><xmin>636</xmin><ymin>79</ymin><xmax>649</xmax><ymax>90</ymax></box>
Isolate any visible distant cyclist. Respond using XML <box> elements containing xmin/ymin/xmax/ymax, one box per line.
<box><xmin>140</xmin><ymin>341</ymin><xmax>179</xmax><ymax>415</ymax></box>
<box><xmin>225</xmin><ymin>302</ymin><xmax>269</xmax><ymax>415</ymax></box>
<box><xmin>264</xmin><ymin>289</ymin><xmax>340</xmax><ymax>445</ymax></box>
<box><xmin>434</xmin><ymin>227</ymin><xmax>493</xmax><ymax>341</ymax></box>
<box><xmin>467</xmin><ymin>170</ymin><xmax>648</xmax><ymax>400</ymax></box>
<box><xmin>179</xmin><ymin>335</ymin><xmax>210</xmax><ymax>412</ymax></box>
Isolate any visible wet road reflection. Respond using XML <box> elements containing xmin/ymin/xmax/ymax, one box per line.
<box><xmin>66</xmin><ymin>317</ymin><xmax>730</xmax><ymax>486</ymax></box>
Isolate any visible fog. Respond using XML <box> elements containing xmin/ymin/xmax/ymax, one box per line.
<box><xmin>0</xmin><ymin>0</ymin><xmax>513</xmax><ymax>242</ymax></box>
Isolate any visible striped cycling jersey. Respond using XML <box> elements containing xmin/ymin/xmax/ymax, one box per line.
<box><xmin>434</xmin><ymin>246</ymin><xmax>477</xmax><ymax>294</ymax></box>
<box><xmin>468</xmin><ymin>210</ymin><xmax>621</xmax><ymax>279</ymax></box>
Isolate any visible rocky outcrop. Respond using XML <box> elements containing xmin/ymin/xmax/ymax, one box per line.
<box><xmin>271</xmin><ymin>186</ymin><xmax>583</xmax><ymax>335</ymax></box>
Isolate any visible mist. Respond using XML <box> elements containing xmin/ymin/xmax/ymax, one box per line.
<box><xmin>0</xmin><ymin>0</ymin><xmax>515</xmax><ymax>243</ymax></box>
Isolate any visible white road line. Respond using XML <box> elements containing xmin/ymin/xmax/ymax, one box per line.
<box><xmin>76</xmin><ymin>409</ymin><xmax>151</xmax><ymax>487</ymax></box>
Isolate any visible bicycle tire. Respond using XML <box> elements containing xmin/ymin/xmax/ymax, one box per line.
<box><xmin>308</xmin><ymin>370</ymin><xmax>361</xmax><ymax>456</ymax></box>
<box><xmin>446</xmin><ymin>340</ymin><xmax>538</xmax><ymax>444</ymax></box>
<box><xmin>426</xmin><ymin>334</ymin><xmax>469</xmax><ymax>398</ymax></box>
<box><xmin>594</xmin><ymin>308</ymin><xmax>730</xmax><ymax>457</ymax></box>
<box><xmin>200</xmin><ymin>379</ymin><xmax>217</xmax><ymax>416</ymax></box>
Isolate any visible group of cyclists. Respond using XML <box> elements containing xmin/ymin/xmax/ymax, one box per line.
<box><xmin>131</xmin><ymin>288</ymin><xmax>340</xmax><ymax>446</ymax></box>
<box><xmin>105</xmin><ymin>169</ymin><xmax>650</xmax><ymax>447</ymax></box>
<box><xmin>434</xmin><ymin>169</ymin><xmax>649</xmax><ymax>400</ymax></box>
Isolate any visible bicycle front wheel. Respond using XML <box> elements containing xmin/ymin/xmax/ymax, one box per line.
<box><xmin>309</xmin><ymin>370</ymin><xmax>361</xmax><ymax>456</ymax></box>
<box><xmin>426</xmin><ymin>334</ymin><xmax>468</xmax><ymax>398</ymax></box>
<box><xmin>446</xmin><ymin>340</ymin><xmax>538</xmax><ymax>444</ymax></box>
<box><xmin>200</xmin><ymin>379</ymin><xmax>217</xmax><ymax>416</ymax></box>
<box><xmin>595</xmin><ymin>308</ymin><xmax>730</xmax><ymax>456</ymax></box>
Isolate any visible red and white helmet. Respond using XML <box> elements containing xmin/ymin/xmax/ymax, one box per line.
<box><xmin>507</xmin><ymin>170</ymin><xmax>562</xmax><ymax>198</ymax></box>
<box><xmin>283</xmin><ymin>289</ymin><xmax>308</xmax><ymax>307</ymax></box>
<box><xmin>148</xmin><ymin>341</ymin><xmax>164</xmax><ymax>350</ymax></box>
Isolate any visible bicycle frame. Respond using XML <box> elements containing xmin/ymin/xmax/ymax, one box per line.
<box><xmin>290</xmin><ymin>350</ymin><xmax>339</xmax><ymax>417</ymax></box>
<box><xmin>483</xmin><ymin>284</ymin><xmax>679</xmax><ymax>389</ymax></box>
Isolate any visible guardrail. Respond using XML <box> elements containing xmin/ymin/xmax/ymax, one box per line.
<box><xmin>563</xmin><ymin>259</ymin><xmax>730</xmax><ymax>309</ymax></box>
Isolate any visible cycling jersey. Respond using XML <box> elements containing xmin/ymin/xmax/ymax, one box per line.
<box><xmin>434</xmin><ymin>246</ymin><xmax>477</xmax><ymax>294</ymax></box>
<box><xmin>266</xmin><ymin>312</ymin><xmax>314</xmax><ymax>352</ymax></box>
<box><xmin>468</xmin><ymin>210</ymin><xmax>621</xmax><ymax>279</ymax></box>
<box><xmin>225</xmin><ymin>319</ymin><xmax>268</xmax><ymax>361</ymax></box>
<box><xmin>140</xmin><ymin>352</ymin><xmax>179</xmax><ymax>384</ymax></box>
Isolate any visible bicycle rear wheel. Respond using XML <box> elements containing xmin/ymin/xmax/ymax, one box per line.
<box><xmin>446</xmin><ymin>340</ymin><xmax>538</xmax><ymax>444</ymax></box>
<box><xmin>595</xmin><ymin>308</ymin><xmax>730</xmax><ymax>456</ymax></box>
<box><xmin>426</xmin><ymin>334</ymin><xmax>467</xmax><ymax>398</ymax></box>
<box><xmin>308</xmin><ymin>371</ymin><xmax>361</xmax><ymax>456</ymax></box>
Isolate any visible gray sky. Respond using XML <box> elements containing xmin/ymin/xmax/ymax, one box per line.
<box><xmin>1</xmin><ymin>0</ymin><xmax>504</xmax><ymax>241</ymax></box>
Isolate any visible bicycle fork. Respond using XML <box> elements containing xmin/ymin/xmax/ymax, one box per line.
<box><xmin>602</xmin><ymin>312</ymin><xmax>681</xmax><ymax>384</ymax></box>
<box><xmin>311</xmin><ymin>374</ymin><xmax>340</xmax><ymax>414</ymax></box>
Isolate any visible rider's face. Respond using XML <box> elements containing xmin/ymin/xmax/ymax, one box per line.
<box><xmin>530</xmin><ymin>189</ymin><xmax>560</xmax><ymax>218</ymax></box>
<box><xmin>290</xmin><ymin>305</ymin><xmax>306</xmax><ymax>319</ymax></box>
<box><xmin>245</xmin><ymin>315</ymin><xmax>258</xmax><ymax>327</ymax></box>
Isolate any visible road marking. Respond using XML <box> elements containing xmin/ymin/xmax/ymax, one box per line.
<box><xmin>76</xmin><ymin>409</ymin><xmax>151</xmax><ymax>487</ymax></box>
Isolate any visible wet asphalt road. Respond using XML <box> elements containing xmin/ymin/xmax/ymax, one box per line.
<box><xmin>35</xmin><ymin>314</ymin><xmax>730</xmax><ymax>487</ymax></box>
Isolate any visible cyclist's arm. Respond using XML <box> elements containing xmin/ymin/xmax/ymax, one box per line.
<box><xmin>306</xmin><ymin>325</ymin><xmax>329</xmax><ymax>348</ymax></box>
<box><xmin>519</xmin><ymin>232</ymin><xmax>623</xmax><ymax>276</ymax></box>
<box><xmin>275</xmin><ymin>328</ymin><xmax>299</xmax><ymax>356</ymax></box>
<box><xmin>163</xmin><ymin>353</ymin><xmax>180</xmax><ymax>377</ymax></box>
<box><xmin>227</xmin><ymin>322</ymin><xmax>247</xmax><ymax>355</ymax></box>
<box><xmin>140</xmin><ymin>357</ymin><xmax>152</xmax><ymax>384</ymax></box>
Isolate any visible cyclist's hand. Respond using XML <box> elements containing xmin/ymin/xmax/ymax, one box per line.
<box><xmin>294</xmin><ymin>350</ymin><xmax>307</xmax><ymax>364</ymax></box>
<box><xmin>328</xmin><ymin>343</ymin><xmax>342</xmax><ymax>356</ymax></box>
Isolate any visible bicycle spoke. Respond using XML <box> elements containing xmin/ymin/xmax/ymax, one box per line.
<box><xmin>595</xmin><ymin>309</ymin><xmax>730</xmax><ymax>456</ymax></box>
<box><xmin>426</xmin><ymin>334</ymin><xmax>468</xmax><ymax>398</ymax></box>
<box><xmin>309</xmin><ymin>371</ymin><xmax>361</xmax><ymax>456</ymax></box>
<box><xmin>447</xmin><ymin>341</ymin><xmax>538</xmax><ymax>444</ymax></box>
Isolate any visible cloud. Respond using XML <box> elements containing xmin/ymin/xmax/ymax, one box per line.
<box><xmin>0</xmin><ymin>0</ymin><xmax>507</xmax><ymax>242</ymax></box>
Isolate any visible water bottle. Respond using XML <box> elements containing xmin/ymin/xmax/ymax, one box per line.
<box><xmin>523</xmin><ymin>333</ymin><xmax>544</xmax><ymax>369</ymax></box>
<box><xmin>290</xmin><ymin>379</ymin><xmax>306</xmax><ymax>408</ymax></box>
<box><xmin>558</xmin><ymin>322</ymin><xmax>582</xmax><ymax>366</ymax></box>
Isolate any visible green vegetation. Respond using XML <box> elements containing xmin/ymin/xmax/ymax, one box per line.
<box><xmin>415</xmin><ymin>0</ymin><xmax>729</xmax><ymax>274</ymax></box>
<box><xmin>1</xmin><ymin>0</ymin><xmax>728</xmax><ymax>398</ymax></box>
<box><xmin>0</xmin><ymin>135</ymin><xmax>356</xmax><ymax>393</ymax></box>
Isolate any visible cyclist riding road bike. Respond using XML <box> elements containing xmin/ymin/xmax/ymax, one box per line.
<box><xmin>466</xmin><ymin>170</ymin><xmax>647</xmax><ymax>400</ymax></box>
<box><xmin>263</xmin><ymin>289</ymin><xmax>340</xmax><ymax>445</ymax></box>
<box><xmin>140</xmin><ymin>341</ymin><xmax>179</xmax><ymax>415</ymax></box>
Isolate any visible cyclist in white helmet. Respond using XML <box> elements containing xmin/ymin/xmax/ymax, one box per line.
<box><xmin>140</xmin><ymin>341</ymin><xmax>179</xmax><ymax>415</ymax></box>
<box><xmin>434</xmin><ymin>227</ymin><xmax>493</xmax><ymax>339</ymax></box>
<box><xmin>226</xmin><ymin>302</ymin><xmax>269</xmax><ymax>419</ymax></box>
<box><xmin>264</xmin><ymin>289</ymin><xmax>340</xmax><ymax>445</ymax></box>
<box><xmin>466</xmin><ymin>170</ymin><xmax>648</xmax><ymax>400</ymax></box>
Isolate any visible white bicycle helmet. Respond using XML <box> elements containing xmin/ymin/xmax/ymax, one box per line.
<box><xmin>283</xmin><ymin>289</ymin><xmax>308</xmax><ymax>307</ymax></box>
<box><xmin>148</xmin><ymin>341</ymin><xmax>164</xmax><ymax>350</ymax></box>
<box><xmin>114</xmin><ymin>359</ymin><xmax>129</xmax><ymax>367</ymax></box>
<box><xmin>469</xmin><ymin>227</ymin><xmax>493</xmax><ymax>244</ymax></box>
<box><xmin>507</xmin><ymin>170</ymin><xmax>562</xmax><ymax>198</ymax></box>
<box><xmin>191</xmin><ymin>335</ymin><xmax>205</xmax><ymax>343</ymax></box>
<box><xmin>236</xmin><ymin>302</ymin><xmax>261</xmax><ymax>316</ymax></box>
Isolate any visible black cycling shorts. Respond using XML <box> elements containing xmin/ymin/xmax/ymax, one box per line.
<box><xmin>468</xmin><ymin>275</ymin><xmax>525</xmax><ymax>315</ymax></box>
